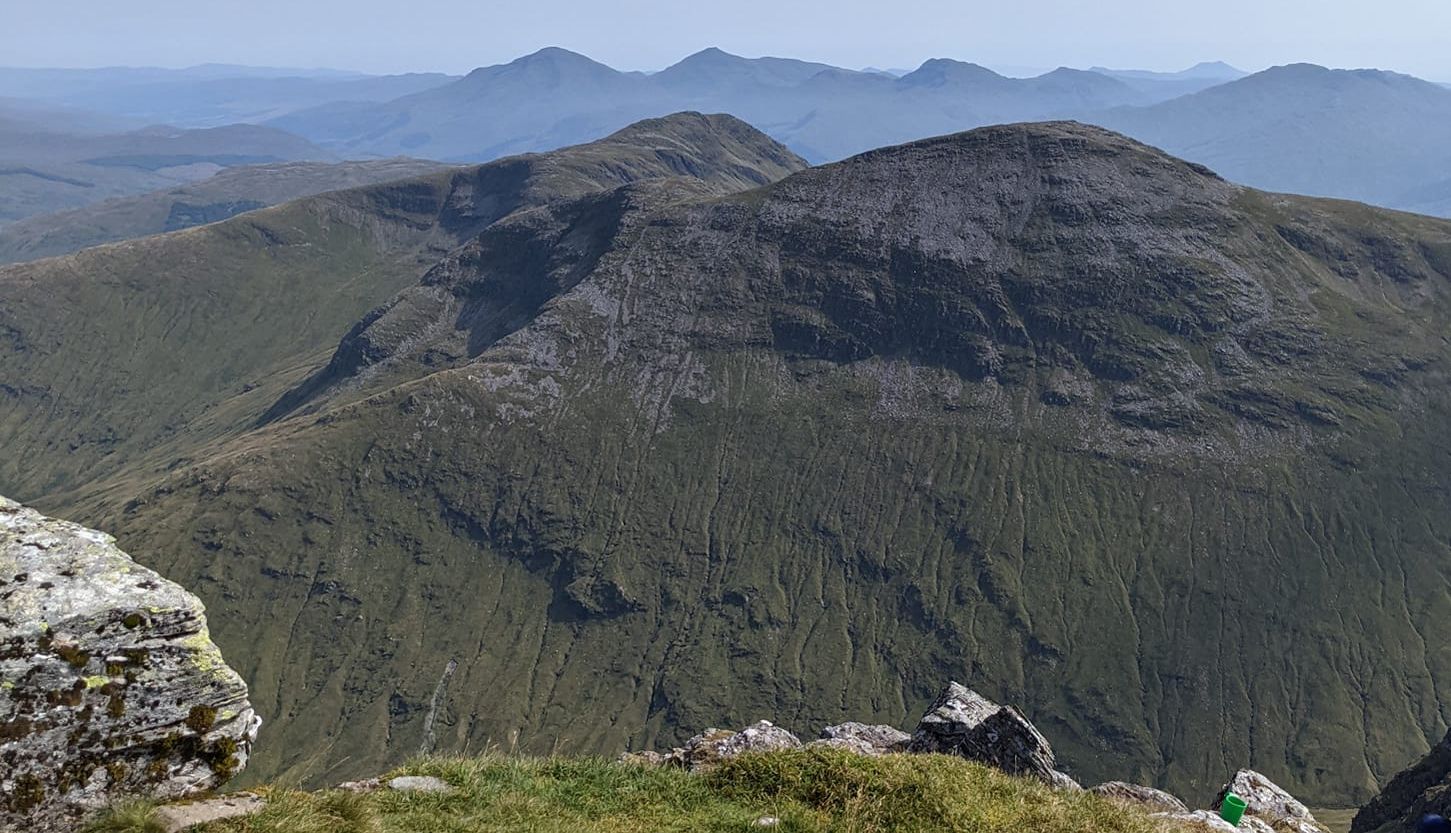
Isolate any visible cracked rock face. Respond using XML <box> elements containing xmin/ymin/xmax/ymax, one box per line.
<box><xmin>0</xmin><ymin>496</ymin><xmax>259</xmax><ymax>831</ymax></box>
<box><xmin>908</xmin><ymin>681</ymin><xmax>1076</xmax><ymax>786</ymax></box>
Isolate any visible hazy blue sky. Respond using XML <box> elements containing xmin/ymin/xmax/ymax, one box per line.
<box><xmin>4</xmin><ymin>0</ymin><xmax>1451</xmax><ymax>79</ymax></box>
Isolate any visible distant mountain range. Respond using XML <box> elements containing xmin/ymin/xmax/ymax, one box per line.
<box><xmin>1088</xmin><ymin>61</ymin><xmax>1247</xmax><ymax>98</ymax></box>
<box><xmin>1</xmin><ymin>49</ymin><xmax>1449</xmax><ymax>254</ymax></box>
<box><xmin>267</xmin><ymin>47</ymin><xmax>1211</xmax><ymax>162</ymax></box>
<box><xmin>0</xmin><ymin>114</ymin><xmax>334</xmax><ymax>225</ymax></box>
<box><xmin>0</xmin><ymin>65</ymin><xmax>457</xmax><ymax>127</ymax></box>
<box><xmin>266</xmin><ymin>49</ymin><xmax>1451</xmax><ymax>217</ymax></box>
<box><xmin>0</xmin><ymin>157</ymin><xmax>452</xmax><ymax>262</ymax></box>
<box><xmin>1092</xmin><ymin>64</ymin><xmax>1451</xmax><ymax>211</ymax></box>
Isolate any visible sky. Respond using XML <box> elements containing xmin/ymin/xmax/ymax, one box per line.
<box><xmin>4</xmin><ymin>0</ymin><xmax>1451</xmax><ymax>80</ymax></box>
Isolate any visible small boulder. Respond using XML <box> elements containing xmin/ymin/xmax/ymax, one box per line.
<box><xmin>1154</xmin><ymin>810</ymin><xmax>1240</xmax><ymax>833</ymax></box>
<box><xmin>618</xmin><ymin>749</ymin><xmax>680</xmax><ymax>767</ymax></box>
<box><xmin>681</xmin><ymin>721</ymin><xmax>802</xmax><ymax>770</ymax></box>
<box><xmin>908</xmin><ymin>681</ymin><xmax>1064</xmax><ymax>784</ymax></box>
<box><xmin>819</xmin><ymin>722</ymin><xmax>910</xmax><ymax>753</ymax></box>
<box><xmin>1047</xmin><ymin>769</ymin><xmax>1084</xmax><ymax>791</ymax></box>
<box><xmin>1090</xmin><ymin>781</ymin><xmax>1189</xmax><ymax>813</ymax></box>
<box><xmin>335</xmin><ymin>778</ymin><xmax>382</xmax><ymax>793</ymax></box>
<box><xmin>154</xmin><ymin>794</ymin><xmax>265</xmax><ymax>833</ymax></box>
<box><xmin>386</xmin><ymin>775</ymin><xmax>451</xmax><ymax>793</ymax></box>
<box><xmin>1212</xmin><ymin>769</ymin><xmax>1327</xmax><ymax>833</ymax></box>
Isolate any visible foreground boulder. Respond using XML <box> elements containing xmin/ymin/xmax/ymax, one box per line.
<box><xmin>1212</xmin><ymin>769</ymin><xmax>1327</xmax><ymax>833</ymax></box>
<box><xmin>908</xmin><ymin>681</ymin><xmax>1078</xmax><ymax>787</ymax></box>
<box><xmin>0</xmin><ymin>496</ymin><xmax>259</xmax><ymax>831</ymax></box>
<box><xmin>1090</xmin><ymin>781</ymin><xmax>1189</xmax><ymax>813</ymax></box>
<box><xmin>1352</xmin><ymin>729</ymin><xmax>1451</xmax><ymax>833</ymax></box>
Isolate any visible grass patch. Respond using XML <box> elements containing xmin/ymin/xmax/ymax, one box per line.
<box><xmin>80</xmin><ymin>798</ymin><xmax>166</xmax><ymax>833</ymax></box>
<box><xmin>196</xmin><ymin>749</ymin><xmax>1175</xmax><ymax>833</ymax></box>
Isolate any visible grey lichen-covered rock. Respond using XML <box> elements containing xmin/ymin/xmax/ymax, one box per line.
<box><xmin>1153</xmin><ymin>810</ymin><xmax>1241</xmax><ymax>833</ymax></box>
<box><xmin>386</xmin><ymin>775</ymin><xmax>451</xmax><ymax>793</ymax></box>
<box><xmin>681</xmin><ymin>720</ymin><xmax>802</xmax><ymax>770</ymax></box>
<box><xmin>908</xmin><ymin>681</ymin><xmax>1073</xmax><ymax>786</ymax></box>
<box><xmin>618</xmin><ymin>720</ymin><xmax>802</xmax><ymax>771</ymax></box>
<box><xmin>818</xmin><ymin>722</ymin><xmax>911</xmax><ymax>754</ymax></box>
<box><xmin>0</xmin><ymin>496</ymin><xmax>259</xmax><ymax>831</ymax></box>
<box><xmin>1212</xmin><ymin>769</ymin><xmax>1327</xmax><ymax>833</ymax></box>
<box><xmin>1090</xmin><ymin>781</ymin><xmax>1190</xmax><ymax>813</ymax></box>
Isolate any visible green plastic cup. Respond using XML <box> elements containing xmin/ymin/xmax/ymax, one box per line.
<box><xmin>1220</xmin><ymin>793</ymin><xmax>1248</xmax><ymax>826</ymax></box>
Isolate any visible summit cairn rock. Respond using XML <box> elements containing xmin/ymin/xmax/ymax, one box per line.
<box><xmin>908</xmin><ymin>681</ymin><xmax>1077</xmax><ymax>787</ymax></box>
<box><xmin>1212</xmin><ymin>769</ymin><xmax>1328</xmax><ymax>833</ymax></box>
<box><xmin>0</xmin><ymin>496</ymin><xmax>259</xmax><ymax>832</ymax></box>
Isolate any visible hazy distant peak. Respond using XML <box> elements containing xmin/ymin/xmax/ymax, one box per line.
<box><xmin>678</xmin><ymin>46</ymin><xmax>735</xmax><ymax>63</ymax></box>
<box><xmin>899</xmin><ymin>58</ymin><xmax>1005</xmax><ymax>87</ymax></box>
<box><xmin>1088</xmin><ymin>61</ymin><xmax>1246</xmax><ymax>82</ymax></box>
<box><xmin>1037</xmin><ymin>66</ymin><xmax>1130</xmax><ymax>84</ymax></box>
<box><xmin>464</xmin><ymin>46</ymin><xmax>616</xmax><ymax>78</ymax></box>
<box><xmin>655</xmin><ymin>47</ymin><xmax>841</xmax><ymax>87</ymax></box>
<box><xmin>1182</xmin><ymin>60</ymin><xmax>1246</xmax><ymax>78</ymax></box>
<box><xmin>1244</xmin><ymin>62</ymin><xmax>1447</xmax><ymax>93</ymax></box>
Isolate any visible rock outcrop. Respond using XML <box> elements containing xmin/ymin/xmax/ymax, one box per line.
<box><xmin>807</xmin><ymin>723</ymin><xmax>911</xmax><ymax>756</ymax></box>
<box><xmin>0</xmin><ymin>496</ymin><xmax>259</xmax><ymax>831</ymax></box>
<box><xmin>1352</xmin><ymin>729</ymin><xmax>1451</xmax><ymax>833</ymax></box>
<box><xmin>1212</xmin><ymin>769</ymin><xmax>1328</xmax><ymax>833</ymax></box>
<box><xmin>1152</xmin><ymin>810</ymin><xmax>1241</xmax><ymax>833</ymax></box>
<box><xmin>1090</xmin><ymin>780</ymin><xmax>1190</xmax><ymax>813</ymax></box>
<box><xmin>620</xmin><ymin>680</ymin><xmax>1083</xmax><ymax>789</ymax></box>
<box><xmin>621</xmin><ymin>720</ymin><xmax>803</xmax><ymax>770</ymax></box>
<box><xmin>908</xmin><ymin>681</ymin><xmax>1077</xmax><ymax>787</ymax></box>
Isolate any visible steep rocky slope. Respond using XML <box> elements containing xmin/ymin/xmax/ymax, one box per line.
<box><xmin>1352</xmin><ymin>728</ymin><xmax>1451</xmax><ymax>833</ymax></box>
<box><xmin>6</xmin><ymin>119</ymin><xmax>1451</xmax><ymax>804</ymax></box>
<box><xmin>0</xmin><ymin>113</ymin><xmax>805</xmax><ymax>506</ymax></box>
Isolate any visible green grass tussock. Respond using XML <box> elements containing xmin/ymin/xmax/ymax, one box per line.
<box><xmin>80</xmin><ymin>799</ymin><xmax>166</xmax><ymax>833</ymax></box>
<box><xmin>194</xmin><ymin>749</ymin><xmax>1171</xmax><ymax>833</ymax></box>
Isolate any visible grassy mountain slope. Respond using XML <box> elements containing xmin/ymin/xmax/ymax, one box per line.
<box><xmin>0</xmin><ymin>157</ymin><xmax>454</xmax><ymax>264</ymax></box>
<box><xmin>0</xmin><ymin>113</ymin><xmax>806</xmax><ymax>506</ymax></box>
<box><xmin>16</xmin><ymin>120</ymin><xmax>1448</xmax><ymax>806</ymax></box>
